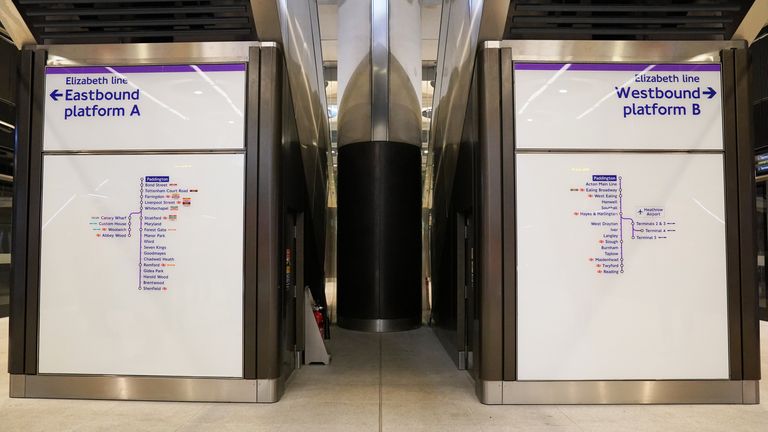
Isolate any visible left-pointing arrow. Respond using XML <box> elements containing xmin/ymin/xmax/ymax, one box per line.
<box><xmin>49</xmin><ymin>89</ymin><xmax>63</xmax><ymax>101</ymax></box>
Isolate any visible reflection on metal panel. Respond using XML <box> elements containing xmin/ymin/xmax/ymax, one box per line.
<box><xmin>336</xmin><ymin>0</ymin><xmax>421</xmax><ymax>146</ymax></box>
<box><xmin>499</xmin><ymin>380</ymin><xmax>757</xmax><ymax>405</ymax></box>
<box><xmin>486</xmin><ymin>39</ymin><xmax>744</xmax><ymax>62</ymax></box>
<box><xmin>426</xmin><ymin>0</ymin><xmax>509</xmax><ymax>208</ymax></box>
<box><xmin>250</xmin><ymin>0</ymin><xmax>331</xmax><ymax>265</ymax></box>
<box><xmin>11</xmin><ymin>374</ymin><xmax>283</xmax><ymax>403</ymax></box>
<box><xmin>0</xmin><ymin>35</ymin><xmax>12</xmax><ymax>318</ymax></box>
<box><xmin>0</xmin><ymin>0</ymin><xmax>36</xmax><ymax>48</ymax></box>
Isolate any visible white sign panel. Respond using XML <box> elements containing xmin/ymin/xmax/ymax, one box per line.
<box><xmin>514</xmin><ymin>63</ymin><xmax>723</xmax><ymax>150</ymax></box>
<box><xmin>516</xmin><ymin>153</ymin><xmax>729</xmax><ymax>380</ymax></box>
<box><xmin>39</xmin><ymin>154</ymin><xmax>245</xmax><ymax>377</ymax></box>
<box><xmin>44</xmin><ymin>64</ymin><xmax>246</xmax><ymax>151</ymax></box>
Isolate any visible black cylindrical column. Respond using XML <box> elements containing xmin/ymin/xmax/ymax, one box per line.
<box><xmin>336</xmin><ymin>0</ymin><xmax>422</xmax><ymax>332</ymax></box>
<box><xmin>337</xmin><ymin>141</ymin><xmax>421</xmax><ymax>332</ymax></box>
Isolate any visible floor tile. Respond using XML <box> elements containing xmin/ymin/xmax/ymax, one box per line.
<box><xmin>0</xmin><ymin>318</ymin><xmax>766</xmax><ymax>432</ymax></box>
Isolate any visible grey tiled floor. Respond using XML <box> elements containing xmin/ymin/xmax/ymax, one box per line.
<box><xmin>0</xmin><ymin>317</ymin><xmax>767</xmax><ymax>431</ymax></box>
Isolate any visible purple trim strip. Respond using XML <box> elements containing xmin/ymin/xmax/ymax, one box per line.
<box><xmin>196</xmin><ymin>64</ymin><xmax>246</xmax><ymax>72</ymax></box>
<box><xmin>514</xmin><ymin>63</ymin><xmax>721</xmax><ymax>72</ymax></box>
<box><xmin>46</xmin><ymin>63</ymin><xmax>246</xmax><ymax>74</ymax></box>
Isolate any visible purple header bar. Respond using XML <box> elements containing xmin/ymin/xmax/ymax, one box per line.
<box><xmin>46</xmin><ymin>63</ymin><xmax>246</xmax><ymax>74</ymax></box>
<box><xmin>514</xmin><ymin>63</ymin><xmax>721</xmax><ymax>72</ymax></box>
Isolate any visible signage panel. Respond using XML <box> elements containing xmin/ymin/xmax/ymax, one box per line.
<box><xmin>514</xmin><ymin>63</ymin><xmax>723</xmax><ymax>150</ymax></box>
<box><xmin>515</xmin><ymin>153</ymin><xmax>729</xmax><ymax>380</ymax></box>
<box><xmin>44</xmin><ymin>64</ymin><xmax>246</xmax><ymax>151</ymax></box>
<box><xmin>38</xmin><ymin>153</ymin><xmax>245</xmax><ymax>377</ymax></box>
<box><xmin>514</xmin><ymin>62</ymin><xmax>729</xmax><ymax>381</ymax></box>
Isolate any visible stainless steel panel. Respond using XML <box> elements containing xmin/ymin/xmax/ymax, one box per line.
<box><xmin>371</xmin><ymin>0</ymin><xmax>389</xmax><ymax>142</ymax></box>
<box><xmin>256</xmin><ymin>1</ymin><xmax>330</xmax><ymax>299</ymax></box>
<box><xmin>337</xmin><ymin>0</ymin><xmax>421</xmax><ymax>146</ymax></box>
<box><xmin>476</xmin><ymin>380</ymin><xmax>503</xmax><ymax>405</ymax></box>
<box><xmin>243</xmin><ymin>45</ymin><xmax>262</xmax><ymax>380</ymax></box>
<box><xmin>248</xmin><ymin>0</ymin><xmax>283</xmax><ymax>41</ymax></box>
<box><xmin>734</xmin><ymin>47</ymin><xmax>761</xmax><ymax>380</ymax></box>
<box><xmin>337</xmin><ymin>52</ymin><xmax>372</xmax><ymax>146</ymax></box>
<box><xmin>501</xmin><ymin>380</ymin><xmax>758</xmax><ymax>405</ymax></box>
<box><xmin>9</xmin><ymin>374</ymin><xmax>26</xmax><ymax>398</ymax></box>
<box><xmin>43</xmin><ymin>42</ymin><xmax>271</xmax><ymax>65</ymax></box>
<box><xmin>732</xmin><ymin>0</ymin><xmax>768</xmax><ymax>43</ymax></box>
<box><xmin>742</xmin><ymin>380</ymin><xmax>760</xmax><ymax>404</ymax></box>
<box><xmin>387</xmin><ymin>0</ymin><xmax>421</xmax><ymax>146</ymax></box>
<box><xmin>458</xmin><ymin>351</ymin><xmax>468</xmax><ymax>370</ymax></box>
<box><xmin>499</xmin><ymin>46</ymin><xmax>516</xmax><ymax>382</ymax></box>
<box><xmin>9</xmin><ymin>50</ymin><xmax>32</xmax><ymax>375</ymax></box>
<box><xmin>15</xmin><ymin>375</ymin><xmax>281</xmax><ymax>402</ymax></box>
<box><xmin>257</xmin><ymin>377</ymin><xmax>283</xmax><ymax>403</ymax></box>
<box><xmin>256</xmin><ymin>46</ymin><xmax>283</xmax><ymax>380</ymax></box>
<box><xmin>425</xmin><ymin>0</ymin><xmax>510</xmax><ymax>208</ymax></box>
<box><xmin>477</xmin><ymin>47</ymin><xmax>504</xmax><ymax>383</ymax></box>
<box><xmin>272</xmin><ymin>0</ymin><xmax>332</xmax><ymax>158</ymax></box>
<box><xmin>484</xmin><ymin>40</ymin><xmax>746</xmax><ymax>62</ymax></box>
<box><xmin>387</xmin><ymin>52</ymin><xmax>421</xmax><ymax>145</ymax></box>
<box><xmin>24</xmin><ymin>48</ymin><xmax>45</xmax><ymax>375</ymax></box>
<box><xmin>722</xmin><ymin>49</ymin><xmax>744</xmax><ymax>380</ymax></box>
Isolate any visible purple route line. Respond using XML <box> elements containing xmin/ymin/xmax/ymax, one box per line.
<box><xmin>617</xmin><ymin>176</ymin><xmax>635</xmax><ymax>274</ymax></box>
<box><xmin>126</xmin><ymin>178</ymin><xmax>144</xmax><ymax>290</ymax></box>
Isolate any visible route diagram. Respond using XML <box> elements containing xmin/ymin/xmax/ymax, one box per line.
<box><xmin>572</xmin><ymin>174</ymin><xmax>677</xmax><ymax>275</ymax></box>
<box><xmin>89</xmin><ymin>175</ymin><xmax>198</xmax><ymax>291</ymax></box>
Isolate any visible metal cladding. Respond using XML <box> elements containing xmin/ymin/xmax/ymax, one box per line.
<box><xmin>336</xmin><ymin>0</ymin><xmax>422</xmax><ymax>147</ymax></box>
<box><xmin>336</xmin><ymin>0</ymin><xmax>422</xmax><ymax>332</ymax></box>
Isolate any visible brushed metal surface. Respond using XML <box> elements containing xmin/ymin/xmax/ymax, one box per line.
<box><xmin>371</xmin><ymin>0</ymin><xmax>389</xmax><ymax>142</ymax></box>
<box><xmin>43</xmin><ymin>41</ymin><xmax>270</xmax><ymax>65</ymax></box>
<box><xmin>257</xmin><ymin>377</ymin><xmax>282</xmax><ymax>403</ymax></box>
<box><xmin>13</xmin><ymin>375</ymin><xmax>284</xmax><ymax>402</ymax></box>
<box><xmin>426</xmin><ymin>0</ymin><xmax>510</xmax><ymax>208</ymax></box>
<box><xmin>476</xmin><ymin>380</ymin><xmax>503</xmax><ymax>405</ymax></box>
<box><xmin>742</xmin><ymin>380</ymin><xmax>760</xmax><ymax>404</ymax></box>
<box><xmin>248</xmin><ymin>0</ymin><xmax>283</xmax><ymax>41</ymax></box>
<box><xmin>484</xmin><ymin>39</ymin><xmax>746</xmax><ymax>62</ymax></box>
<box><xmin>337</xmin><ymin>0</ymin><xmax>421</xmax><ymax>146</ymax></box>
<box><xmin>458</xmin><ymin>351</ymin><xmax>467</xmax><ymax>370</ymax></box>
<box><xmin>476</xmin><ymin>47</ymin><xmax>504</xmax><ymax>384</ymax></box>
<box><xmin>9</xmin><ymin>374</ymin><xmax>26</xmax><ymax>398</ymax></box>
<box><xmin>732</xmin><ymin>0</ymin><xmax>768</xmax><ymax>43</ymax></box>
<box><xmin>501</xmin><ymin>380</ymin><xmax>758</xmax><ymax>404</ymax></box>
<box><xmin>249</xmin><ymin>1</ymin><xmax>331</xmax><ymax>278</ymax></box>
<box><xmin>270</xmin><ymin>0</ymin><xmax>332</xmax><ymax>157</ymax></box>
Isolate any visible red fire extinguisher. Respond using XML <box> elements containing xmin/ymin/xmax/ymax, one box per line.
<box><xmin>313</xmin><ymin>305</ymin><xmax>325</xmax><ymax>336</ymax></box>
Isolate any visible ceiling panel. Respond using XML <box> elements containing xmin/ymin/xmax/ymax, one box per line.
<box><xmin>14</xmin><ymin>0</ymin><xmax>257</xmax><ymax>44</ymax></box>
<box><xmin>504</xmin><ymin>0</ymin><xmax>756</xmax><ymax>40</ymax></box>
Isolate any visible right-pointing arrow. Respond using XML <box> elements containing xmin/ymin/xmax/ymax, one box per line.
<box><xmin>703</xmin><ymin>86</ymin><xmax>717</xmax><ymax>99</ymax></box>
<box><xmin>49</xmin><ymin>89</ymin><xmax>63</xmax><ymax>101</ymax></box>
